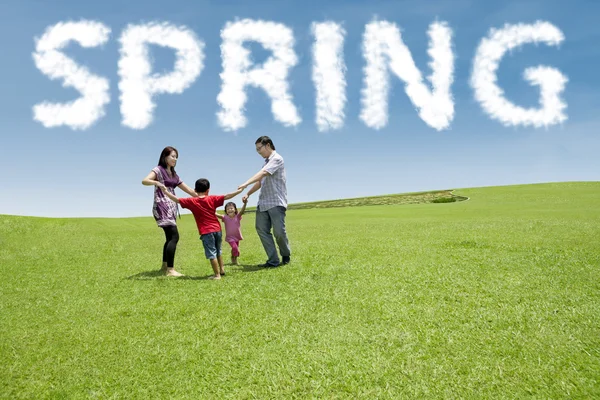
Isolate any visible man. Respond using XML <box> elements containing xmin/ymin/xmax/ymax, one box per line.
<box><xmin>238</xmin><ymin>136</ymin><xmax>291</xmax><ymax>267</ymax></box>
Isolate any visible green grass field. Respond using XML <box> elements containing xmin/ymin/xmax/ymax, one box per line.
<box><xmin>1</xmin><ymin>182</ymin><xmax>599</xmax><ymax>398</ymax></box>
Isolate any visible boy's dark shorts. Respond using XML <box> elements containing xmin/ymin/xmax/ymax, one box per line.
<box><xmin>200</xmin><ymin>231</ymin><xmax>222</xmax><ymax>259</ymax></box>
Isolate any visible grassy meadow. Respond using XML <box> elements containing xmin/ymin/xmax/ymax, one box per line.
<box><xmin>1</xmin><ymin>182</ymin><xmax>599</xmax><ymax>398</ymax></box>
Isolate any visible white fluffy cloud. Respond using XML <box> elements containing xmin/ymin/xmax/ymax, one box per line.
<box><xmin>312</xmin><ymin>22</ymin><xmax>347</xmax><ymax>132</ymax></box>
<box><xmin>360</xmin><ymin>20</ymin><xmax>455</xmax><ymax>131</ymax></box>
<box><xmin>217</xmin><ymin>19</ymin><xmax>301</xmax><ymax>131</ymax></box>
<box><xmin>471</xmin><ymin>21</ymin><xmax>568</xmax><ymax>128</ymax></box>
<box><xmin>118</xmin><ymin>22</ymin><xmax>204</xmax><ymax>129</ymax></box>
<box><xmin>32</xmin><ymin>20</ymin><xmax>111</xmax><ymax>130</ymax></box>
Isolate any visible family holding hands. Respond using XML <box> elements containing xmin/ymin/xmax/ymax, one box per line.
<box><xmin>141</xmin><ymin>136</ymin><xmax>291</xmax><ymax>279</ymax></box>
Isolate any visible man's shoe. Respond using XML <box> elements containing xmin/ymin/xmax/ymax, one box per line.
<box><xmin>282</xmin><ymin>256</ymin><xmax>290</xmax><ymax>265</ymax></box>
<box><xmin>258</xmin><ymin>262</ymin><xmax>280</xmax><ymax>268</ymax></box>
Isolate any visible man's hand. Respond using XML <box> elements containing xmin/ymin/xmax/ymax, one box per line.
<box><xmin>242</xmin><ymin>196</ymin><xmax>248</xmax><ymax>204</ymax></box>
<box><xmin>238</xmin><ymin>183</ymin><xmax>248</xmax><ymax>191</ymax></box>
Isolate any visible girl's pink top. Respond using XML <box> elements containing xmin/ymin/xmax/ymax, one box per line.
<box><xmin>223</xmin><ymin>213</ymin><xmax>243</xmax><ymax>242</ymax></box>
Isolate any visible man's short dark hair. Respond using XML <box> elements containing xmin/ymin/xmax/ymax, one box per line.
<box><xmin>194</xmin><ymin>178</ymin><xmax>210</xmax><ymax>193</ymax></box>
<box><xmin>255</xmin><ymin>136</ymin><xmax>275</xmax><ymax>151</ymax></box>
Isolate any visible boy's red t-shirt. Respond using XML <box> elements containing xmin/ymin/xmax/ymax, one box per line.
<box><xmin>179</xmin><ymin>195</ymin><xmax>225</xmax><ymax>235</ymax></box>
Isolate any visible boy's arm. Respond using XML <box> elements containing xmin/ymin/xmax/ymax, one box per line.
<box><xmin>224</xmin><ymin>188</ymin><xmax>244</xmax><ymax>200</ymax></box>
<box><xmin>160</xmin><ymin>186</ymin><xmax>180</xmax><ymax>203</ymax></box>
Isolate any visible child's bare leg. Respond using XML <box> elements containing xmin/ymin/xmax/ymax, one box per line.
<box><xmin>218</xmin><ymin>255</ymin><xmax>225</xmax><ymax>275</ymax></box>
<box><xmin>228</xmin><ymin>242</ymin><xmax>236</xmax><ymax>265</ymax></box>
<box><xmin>231</xmin><ymin>241</ymin><xmax>240</xmax><ymax>265</ymax></box>
<box><xmin>208</xmin><ymin>258</ymin><xmax>221</xmax><ymax>279</ymax></box>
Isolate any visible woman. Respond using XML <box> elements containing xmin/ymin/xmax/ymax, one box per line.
<box><xmin>142</xmin><ymin>146</ymin><xmax>197</xmax><ymax>276</ymax></box>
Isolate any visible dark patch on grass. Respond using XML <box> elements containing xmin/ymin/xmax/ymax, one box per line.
<box><xmin>432</xmin><ymin>197</ymin><xmax>457</xmax><ymax>203</ymax></box>
<box><xmin>457</xmin><ymin>240</ymin><xmax>480</xmax><ymax>248</ymax></box>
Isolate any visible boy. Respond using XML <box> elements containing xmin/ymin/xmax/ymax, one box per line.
<box><xmin>161</xmin><ymin>178</ymin><xmax>243</xmax><ymax>280</ymax></box>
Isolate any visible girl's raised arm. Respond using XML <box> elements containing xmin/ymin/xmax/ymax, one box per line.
<box><xmin>239</xmin><ymin>201</ymin><xmax>247</xmax><ymax>216</ymax></box>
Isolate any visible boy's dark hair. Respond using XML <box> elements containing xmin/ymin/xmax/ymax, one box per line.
<box><xmin>224</xmin><ymin>202</ymin><xmax>238</xmax><ymax>214</ymax></box>
<box><xmin>194</xmin><ymin>178</ymin><xmax>210</xmax><ymax>193</ymax></box>
<box><xmin>255</xmin><ymin>136</ymin><xmax>275</xmax><ymax>151</ymax></box>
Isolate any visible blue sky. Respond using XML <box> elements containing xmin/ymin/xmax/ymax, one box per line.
<box><xmin>1</xmin><ymin>0</ymin><xmax>598</xmax><ymax>217</ymax></box>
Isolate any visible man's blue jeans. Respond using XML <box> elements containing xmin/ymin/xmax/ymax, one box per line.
<box><xmin>255</xmin><ymin>206</ymin><xmax>291</xmax><ymax>266</ymax></box>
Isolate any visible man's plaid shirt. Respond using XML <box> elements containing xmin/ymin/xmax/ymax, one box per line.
<box><xmin>258</xmin><ymin>151</ymin><xmax>287</xmax><ymax>212</ymax></box>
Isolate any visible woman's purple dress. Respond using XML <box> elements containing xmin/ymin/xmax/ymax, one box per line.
<box><xmin>152</xmin><ymin>166</ymin><xmax>182</xmax><ymax>227</ymax></box>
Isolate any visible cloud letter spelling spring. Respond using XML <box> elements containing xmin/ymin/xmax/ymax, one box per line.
<box><xmin>312</xmin><ymin>22</ymin><xmax>347</xmax><ymax>132</ymax></box>
<box><xmin>118</xmin><ymin>22</ymin><xmax>204</xmax><ymax>129</ymax></box>
<box><xmin>360</xmin><ymin>20</ymin><xmax>455</xmax><ymax>131</ymax></box>
<box><xmin>32</xmin><ymin>20</ymin><xmax>111</xmax><ymax>130</ymax></box>
<box><xmin>32</xmin><ymin>19</ymin><xmax>568</xmax><ymax>131</ymax></box>
<box><xmin>471</xmin><ymin>21</ymin><xmax>568</xmax><ymax>128</ymax></box>
<box><xmin>217</xmin><ymin>19</ymin><xmax>301</xmax><ymax>131</ymax></box>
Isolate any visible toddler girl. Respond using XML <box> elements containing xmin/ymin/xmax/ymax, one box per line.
<box><xmin>217</xmin><ymin>198</ymin><xmax>247</xmax><ymax>265</ymax></box>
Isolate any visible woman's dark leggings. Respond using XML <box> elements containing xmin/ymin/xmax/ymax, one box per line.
<box><xmin>162</xmin><ymin>225</ymin><xmax>180</xmax><ymax>268</ymax></box>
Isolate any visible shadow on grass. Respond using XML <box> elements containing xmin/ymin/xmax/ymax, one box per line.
<box><xmin>126</xmin><ymin>271</ymin><xmax>214</xmax><ymax>280</ymax></box>
<box><xmin>236</xmin><ymin>263</ymin><xmax>264</xmax><ymax>273</ymax></box>
<box><xmin>178</xmin><ymin>274</ymin><xmax>219</xmax><ymax>280</ymax></box>
<box><xmin>126</xmin><ymin>270</ymin><xmax>165</xmax><ymax>280</ymax></box>
<box><xmin>126</xmin><ymin>264</ymin><xmax>264</xmax><ymax>280</ymax></box>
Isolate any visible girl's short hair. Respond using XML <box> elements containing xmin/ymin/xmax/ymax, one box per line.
<box><xmin>224</xmin><ymin>202</ymin><xmax>238</xmax><ymax>214</ymax></box>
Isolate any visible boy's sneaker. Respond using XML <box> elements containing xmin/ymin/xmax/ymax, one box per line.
<box><xmin>282</xmin><ymin>256</ymin><xmax>290</xmax><ymax>265</ymax></box>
